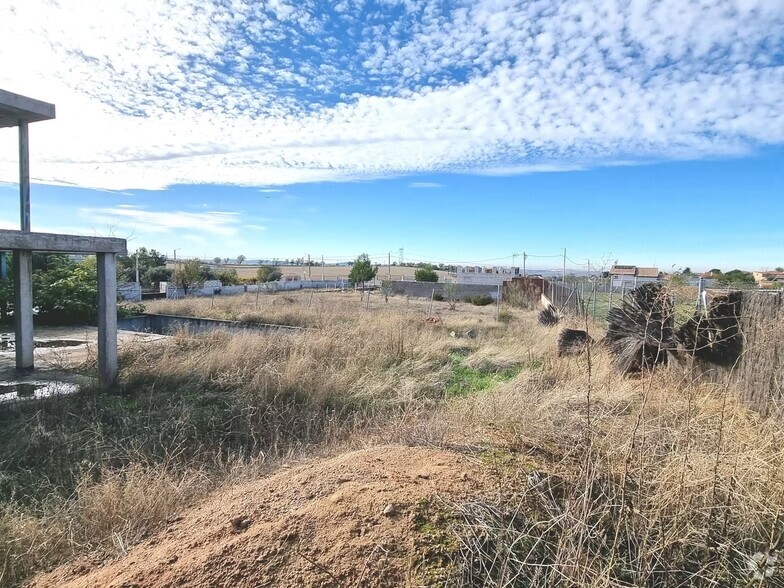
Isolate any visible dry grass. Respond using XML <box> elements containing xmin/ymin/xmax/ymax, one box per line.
<box><xmin>3</xmin><ymin>291</ymin><xmax>784</xmax><ymax>586</ymax></box>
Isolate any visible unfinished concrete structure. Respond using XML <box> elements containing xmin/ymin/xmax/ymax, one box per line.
<box><xmin>0</xmin><ymin>89</ymin><xmax>126</xmax><ymax>384</ymax></box>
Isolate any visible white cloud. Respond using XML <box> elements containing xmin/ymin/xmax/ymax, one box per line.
<box><xmin>78</xmin><ymin>206</ymin><xmax>242</xmax><ymax>235</ymax></box>
<box><xmin>409</xmin><ymin>182</ymin><xmax>443</xmax><ymax>188</ymax></box>
<box><xmin>0</xmin><ymin>0</ymin><xmax>782</xmax><ymax>190</ymax></box>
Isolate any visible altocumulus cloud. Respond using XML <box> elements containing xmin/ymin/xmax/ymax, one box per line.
<box><xmin>79</xmin><ymin>206</ymin><xmax>242</xmax><ymax>236</ymax></box>
<box><xmin>0</xmin><ymin>0</ymin><xmax>782</xmax><ymax>190</ymax></box>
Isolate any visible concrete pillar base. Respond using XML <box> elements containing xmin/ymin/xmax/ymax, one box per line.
<box><xmin>13</xmin><ymin>250</ymin><xmax>34</xmax><ymax>370</ymax></box>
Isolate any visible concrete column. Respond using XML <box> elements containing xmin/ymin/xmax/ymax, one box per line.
<box><xmin>97</xmin><ymin>252</ymin><xmax>118</xmax><ymax>385</ymax></box>
<box><xmin>19</xmin><ymin>122</ymin><xmax>30</xmax><ymax>232</ymax></box>
<box><xmin>13</xmin><ymin>250</ymin><xmax>34</xmax><ymax>370</ymax></box>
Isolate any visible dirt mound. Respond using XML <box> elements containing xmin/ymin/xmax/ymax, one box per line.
<box><xmin>31</xmin><ymin>446</ymin><xmax>490</xmax><ymax>588</ymax></box>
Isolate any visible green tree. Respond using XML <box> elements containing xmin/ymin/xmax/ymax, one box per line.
<box><xmin>257</xmin><ymin>265</ymin><xmax>282</xmax><ymax>283</ymax></box>
<box><xmin>380</xmin><ymin>277</ymin><xmax>393</xmax><ymax>302</ymax></box>
<box><xmin>117</xmin><ymin>247</ymin><xmax>168</xmax><ymax>287</ymax></box>
<box><xmin>414</xmin><ymin>264</ymin><xmax>439</xmax><ymax>282</ymax></box>
<box><xmin>213</xmin><ymin>257</ymin><xmax>222</xmax><ymax>266</ymax></box>
<box><xmin>216</xmin><ymin>268</ymin><xmax>241</xmax><ymax>285</ymax></box>
<box><xmin>776</xmin><ymin>267</ymin><xmax>784</xmax><ymax>273</ymax></box>
<box><xmin>718</xmin><ymin>269</ymin><xmax>755</xmax><ymax>286</ymax></box>
<box><xmin>143</xmin><ymin>266</ymin><xmax>172</xmax><ymax>285</ymax></box>
<box><xmin>0</xmin><ymin>253</ymin><xmax>13</xmax><ymax>321</ymax></box>
<box><xmin>236</xmin><ymin>254</ymin><xmax>246</xmax><ymax>265</ymax></box>
<box><xmin>33</xmin><ymin>255</ymin><xmax>98</xmax><ymax>322</ymax></box>
<box><xmin>682</xmin><ymin>267</ymin><xmax>692</xmax><ymax>275</ymax></box>
<box><xmin>709</xmin><ymin>268</ymin><xmax>723</xmax><ymax>275</ymax></box>
<box><xmin>348</xmin><ymin>253</ymin><xmax>377</xmax><ymax>288</ymax></box>
<box><xmin>173</xmin><ymin>259</ymin><xmax>204</xmax><ymax>295</ymax></box>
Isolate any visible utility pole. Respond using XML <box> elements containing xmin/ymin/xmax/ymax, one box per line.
<box><xmin>135</xmin><ymin>248</ymin><xmax>139</xmax><ymax>284</ymax></box>
<box><xmin>307</xmin><ymin>254</ymin><xmax>311</xmax><ymax>279</ymax></box>
<box><xmin>321</xmin><ymin>254</ymin><xmax>324</xmax><ymax>281</ymax></box>
<box><xmin>388</xmin><ymin>252</ymin><xmax>391</xmax><ymax>282</ymax></box>
<box><xmin>523</xmin><ymin>252</ymin><xmax>527</xmax><ymax>278</ymax></box>
<box><xmin>563</xmin><ymin>248</ymin><xmax>566</xmax><ymax>283</ymax></box>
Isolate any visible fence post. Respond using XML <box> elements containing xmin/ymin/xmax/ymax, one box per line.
<box><xmin>496</xmin><ymin>283</ymin><xmax>501</xmax><ymax>321</ymax></box>
<box><xmin>696</xmin><ymin>277</ymin><xmax>705</xmax><ymax>310</ymax></box>
<box><xmin>428</xmin><ymin>288</ymin><xmax>435</xmax><ymax>317</ymax></box>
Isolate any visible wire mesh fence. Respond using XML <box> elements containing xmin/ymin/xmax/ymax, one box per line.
<box><xmin>582</xmin><ymin>279</ymin><xmax>707</xmax><ymax>324</ymax></box>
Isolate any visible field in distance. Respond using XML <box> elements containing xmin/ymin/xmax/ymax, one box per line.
<box><xmin>199</xmin><ymin>263</ymin><xmax>452</xmax><ymax>282</ymax></box>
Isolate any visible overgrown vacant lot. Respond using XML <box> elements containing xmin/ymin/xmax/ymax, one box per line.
<box><xmin>2</xmin><ymin>292</ymin><xmax>784</xmax><ymax>587</ymax></box>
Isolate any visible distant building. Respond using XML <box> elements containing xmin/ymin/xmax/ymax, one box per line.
<box><xmin>753</xmin><ymin>271</ymin><xmax>784</xmax><ymax>289</ymax></box>
<box><xmin>455</xmin><ymin>265</ymin><xmax>521</xmax><ymax>286</ymax></box>
<box><xmin>610</xmin><ymin>265</ymin><xmax>662</xmax><ymax>288</ymax></box>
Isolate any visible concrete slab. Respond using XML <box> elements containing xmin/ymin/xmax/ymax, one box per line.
<box><xmin>0</xmin><ymin>326</ymin><xmax>166</xmax><ymax>384</ymax></box>
<box><xmin>0</xmin><ymin>230</ymin><xmax>127</xmax><ymax>254</ymax></box>
<box><xmin>0</xmin><ymin>89</ymin><xmax>55</xmax><ymax>128</ymax></box>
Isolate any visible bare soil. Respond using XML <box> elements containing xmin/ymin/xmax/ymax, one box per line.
<box><xmin>30</xmin><ymin>446</ymin><xmax>490</xmax><ymax>588</ymax></box>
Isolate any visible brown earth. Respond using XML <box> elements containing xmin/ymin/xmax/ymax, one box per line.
<box><xmin>30</xmin><ymin>446</ymin><xmax>491</xmax><ymax>588</ymax></box>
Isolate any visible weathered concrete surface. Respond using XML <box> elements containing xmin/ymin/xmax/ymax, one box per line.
<box><xmin>97</xmin><ymin>253</ymin><xmax>118</xmax><ymax>384</ymax></box>
<box><xmin>0</xmin><ymin>230</ymin><xmax>127</xmax><ymax>254</ymax></box>
<box><xmin>118</xmin><ymin>314</ymin><xmax>303</xmax><ymax>336</ymax></box>
<box><xmin>12</xmin><ymin>250</ymin><xmax>33</xmax><ymax>369</ymax></box>
<box><xmin>0</xmin><ymin>326</ymin><xmax>165</xmax><ymax>384</ymax></box>
<box><xmin>0</xmin><ymin>89</ymin><xmax>55</xmax><ymax>128</ymax></box>
<box><xmin>389</xmin><ymin>281</ymin><xmax>498</xmax><ymax>299</ymax></box>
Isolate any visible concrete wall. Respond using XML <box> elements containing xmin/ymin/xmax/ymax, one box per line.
<box><xmin>611</xmin><ymin>275</ymin><xmax>660</xmax><ymax>289</ymax></box>
<box><xmin>160</xmin><ymin>279</ymin><xmax>352</xmax><ymax>299</ymax></box>
<box><xmin>118</xmin><ymin>313</ymin><xmax>303</xmax><ymax>335</ymax></box>
<box><xmin>117</xmin><ymin>281</ymin><xmax>142</xmax><ymax>302</ymax></box>
<box><xmin>389</xmin><ymin>281</ymin><xmax>499</xmax><ymax>299</ymax></box>
<box><xmin>455</xmin><ymin>266</ymin><xmax>521</xmax><ymax>285</ymax></box>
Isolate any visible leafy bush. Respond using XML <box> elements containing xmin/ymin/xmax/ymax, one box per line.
<box><xmin>414</xmin><ymin>265</ymin><xmax>439</xmax><ymax>282</ymax></box>
<box><xmin>433</xmin><ymin>293</ymin><xmax>444</xmax><ymax>301</ymax></box>
<box><xmin>257</xmin><ymin>265</ymin><xmax>282</xmax><ymax>283</ymax></box>
<box><xmin>118</xmin><ymin>303</ymin><xmax>146</xmax><ymax>318</ymax></box>
<box><xmin>216</xmin><ymin>269</ymin><xmax>241</xmax><ymax>285</ymax></box>
<box><xmin>33</xmin><ymin>255</ymin><xmax>98</xmax><ymax>323</ymax></box>
<box><xmin>143</xmin><ymin>266</ymin><xmax>172</xmax><ymax>285</ymax></box>
<box><xmin>468</xmin><ymin>295</ymin><xmax>494</xmax><ymax>306</ymax></box>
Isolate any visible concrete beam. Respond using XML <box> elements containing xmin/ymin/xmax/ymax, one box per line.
<box><xmin>0</xmin><ymin>89</ymin><xmax>56</xmax><ymax>128</ymax></box>
<box><xmin>13</xmin><ymin>250</ymin><xmax>34</xmax><ymax>370</ymax></box>
<box><xmin>97</xmin><ymin>253</ymin><xmax>118</xmax><ymax>385</ymax></box>
<box><xmin>0</xmin><ymin>230</ymin><xmax>127</xmax><ymax>255</ymax></box>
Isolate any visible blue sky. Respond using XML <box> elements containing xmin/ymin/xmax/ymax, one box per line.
<box><xmin>1</xmin><ymin>0</ymin><xmax>783</xmax><ymax>271</ymax></box>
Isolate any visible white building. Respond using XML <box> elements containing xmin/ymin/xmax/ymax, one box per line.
<box><xmin>454</xmin><ymin>265</ymin><xmax>521</xmax><ymax>285</ymax></box>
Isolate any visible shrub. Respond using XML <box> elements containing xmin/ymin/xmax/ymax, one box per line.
<box><xmin>433</xmin><ymin>293</ymin><xmax>445</xmax><ymax>302</ymax></box>
<box><xmin>469</xmin><ymin>295</ymin><xmax>494</xmax><ymax>306</ymax></box>
<box><xmin>257</xmin><ymin>265</ymin><xmax>282</xmax><ymax>283</ymax></box>
<box><xmin>444</xmin><ymin>282</ymin><xmax>460</xmax><ymax>310</ymax></box>
<box><xmin>414</xmin><ymin>265</ymin><xmax>439</xmax><ymax>283</ymax></box>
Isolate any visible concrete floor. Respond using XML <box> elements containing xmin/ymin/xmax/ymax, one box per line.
<box><xmin>0</xmin><ymin>326</ymin><xmax>165</xmax><ymax>385</ymax></box>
